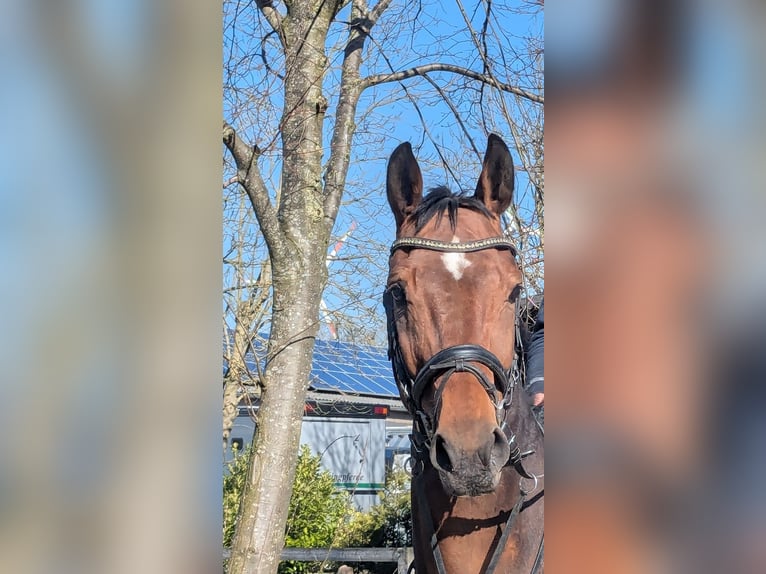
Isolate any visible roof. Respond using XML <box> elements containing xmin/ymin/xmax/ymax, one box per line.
<box><xmin>237</xmin><ymin>336</ymin><xmax>400</xmax><ymax>400</ymax></box>
<box><xmin>309</xmin><ymin>339</ymin><xmax>398</xmax><ymax>398</ymax></box>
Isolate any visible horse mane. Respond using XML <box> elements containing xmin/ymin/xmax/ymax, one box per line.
<box><xmin>413</xmin><ymin>186</ymin><xmax>493</xmax><ymax>233</ymax></box>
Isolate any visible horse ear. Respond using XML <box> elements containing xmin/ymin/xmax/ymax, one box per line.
<box><xmin>474</xmin><ymin>134</ymin><xmax>514</xmax><ymax>216</ymax></box>
<box><xmin>387</xmin><ymin>142</ymin><xmax>423</xmax><ymax>229</ymax></box>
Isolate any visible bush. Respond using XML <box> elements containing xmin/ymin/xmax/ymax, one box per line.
<box><xmin>224</xmin><ymin>445</ymin><xmax>413</xmax><ymax>574</ymax></box>
<box><xmin>336</xmin><ymin>468</ymin><xmax>412</xmax><ymax>573</ymax></box>
<box><xmin>281</xmin><ymin>445</ymin><xmax>352</xmax><ymax>573</ymax></box>
<box><xmin>224</xmin><ymin>443</ymin><xmax>352</xmax><ymax>574</ymax></box>
<box><xmin>223</xmin><ymin>443</ymin><xmax>250</xmax><ymax>549</ymax></box>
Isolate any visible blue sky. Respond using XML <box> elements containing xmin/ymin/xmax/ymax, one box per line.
<box><xmin>223</xmin><ymin>0</ymin><xmax>544</xmax><ymax>342</ymax></box>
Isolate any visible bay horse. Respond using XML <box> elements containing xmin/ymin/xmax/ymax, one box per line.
<box><xmin>383</xmin><ymin>135</ymin><xmax>544</xmax><ymax>573</ymax></box>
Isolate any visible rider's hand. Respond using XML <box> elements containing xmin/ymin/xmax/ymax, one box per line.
<box><xmin>532</xmin><ymin>393</ymin><xmax>544</xmax><ymax>407</ymax></box>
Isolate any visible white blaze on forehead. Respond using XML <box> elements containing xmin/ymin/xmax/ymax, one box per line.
<box><xmin>441</xmin><ymin>236</ymin><xmax>471</xmax><ymax>280</ymax></box>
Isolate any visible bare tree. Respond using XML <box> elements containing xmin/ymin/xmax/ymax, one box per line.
<box><xmin>222</xmin><ymin>1</ymin><xmax>543</xmax><ymax>572</ymax></box>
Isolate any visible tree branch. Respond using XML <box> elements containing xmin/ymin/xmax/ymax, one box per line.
<box><xmin>256</xmin><ymin>0</ymin><xmax>286</xmax><ymax>47</ymax></box>
<box><xmin>323</xmin><ymin>0</ymin><xmax>393</xmax><ymax>230</ymax></box>
<box><xmin>420</xmin><ymin>72</ymin><xmax>481</xmax><ymax>160</ymax></box>
<box><xmin>223</xmin><ymin>121</ymin><xmax>283</xmax><ymax>255</ymax></box>
<box><xmin>369</xmin><ymin>0</ymin><xmax>394</xmax><ymax>22</ymax></box>
<box><xmin>363</xmin><ymin>63</ymin><xmax>544</xmax><ymax>104</ymax></box>
<box><xmin>360</xmin><ymin>31</ymin><xmax>465</xmax><ymax>188</ymax></box>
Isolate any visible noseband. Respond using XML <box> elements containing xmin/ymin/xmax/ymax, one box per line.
<box><xmin>383</xmin><ymin>235</ymin><xmax>533</xmax><ymax>478</ymax></box>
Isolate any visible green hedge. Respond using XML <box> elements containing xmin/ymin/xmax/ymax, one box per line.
<box><xmin>335</xmin><ymin>468</ymin><xmax>411</xmax><ymax>549</ymax></box>
<box><xmin>224</xmin><ymin>444</ymin><xmax>412</xmax><ymax>574</ymax></box>
<box><xmin>281</xmin><ymin>446</ymin><xmax>353</xmax><ymax>573</ymax></box>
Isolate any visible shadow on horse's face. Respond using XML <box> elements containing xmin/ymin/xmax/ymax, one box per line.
<box><xmin>386</xmin><ymin>136</ymin><xmax>522</xmax><ymax>497</ymax></box>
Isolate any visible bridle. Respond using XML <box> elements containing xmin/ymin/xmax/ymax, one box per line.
<box><xmin>383</xmin><ymin>235</ymin><xmax>533</xmax><ymax>478</ymax></box>
<box><xmin>383</xmin><ymin>234</ymin><xmax>543</xmax><ymax>574</ymax></box>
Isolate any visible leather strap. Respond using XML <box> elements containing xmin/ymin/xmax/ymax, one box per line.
<box><xmin>391</xmin><ymin>236</ymin><xmax>517</xmax><ymax>256</ymax></box>
<box><xmin>484</xmin><ymin>491</ymin><xmax>528</xmax><ymax>574</ymax></box>
<box><xmin>412</xmin><ymin>344</ymin><xmax>511</xmax><ymax>410</ymax></box>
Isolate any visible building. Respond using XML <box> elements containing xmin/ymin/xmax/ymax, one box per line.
<box><xmin>226</xmin><ymin>338</ymin><xmax>412</xmax><ymax>510</ymax></box>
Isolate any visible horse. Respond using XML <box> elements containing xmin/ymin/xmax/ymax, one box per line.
<box><xmin>382</xmin><ymin>134</ymin><xmax>544</xmax><ymax>573</ymax></box>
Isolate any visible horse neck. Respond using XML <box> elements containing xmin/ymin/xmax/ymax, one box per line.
<box><xmin>411</xmin><ymin>401</ymin><xmax>543</xmax><ymax>574</ymax></box>
<box><xmin>411</xmin><ymin>463</ymin><xmax>525</xmax><ymax>574</ymax></box>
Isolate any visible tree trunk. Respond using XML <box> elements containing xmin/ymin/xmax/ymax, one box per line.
<box><xmin>227</xmin><ymin>270</ymin><xmax>325</xmax><ymax>574</ymax></box>
<box><xmin>223</xmin><ymin>1</ymin><xmax>542</xmax><ymax>571</ymax></box>
<box><xmin>227</xmin><ymin>2</ymin><xmax>337</xmax><ymax>572</ymax></box>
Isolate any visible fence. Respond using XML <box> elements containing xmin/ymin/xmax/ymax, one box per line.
<box><xmin>223</xmin><ymin>547</ymin><xmax>413</xmax><ymax>574</ymax></box>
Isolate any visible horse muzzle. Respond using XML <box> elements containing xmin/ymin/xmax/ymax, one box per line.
<box><xmin>430</xmin><ymin>426</ymin><xmax>510</xmax><ymax>496</ymax></box>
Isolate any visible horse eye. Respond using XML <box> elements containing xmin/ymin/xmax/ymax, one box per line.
<box><xmin>508</xmin><ymin>285</ymin><xmax>522</xmax><ymax>302</ymax></box>
<box><xmin>390</xmin><ymin>284</ymin><xmax>407</xmax><ymax>303</ymax></box>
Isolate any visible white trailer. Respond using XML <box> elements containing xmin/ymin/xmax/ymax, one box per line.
<box><xmin>228</xmin><ymin>400</ymin><xmax>388</xmax><ymax>510</ymax></box>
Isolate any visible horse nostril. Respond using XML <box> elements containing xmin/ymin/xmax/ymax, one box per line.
<box><xmin>431</xmin><ymin>433</ymin><xmax>454</xmax><ymax>473</ymax></box>
<box><xmin>479</xmin><ymin>428</ymin><xmax>508</xmax><ymax>467</ymax></box>
<box><xmin>490</xmin><ymin>427</ymin><xmax>510</xmax><ymax>467</ymax></box>
<box><xmin>478</xmin><ymin>436</ymin><xmax>493</xmax><ymax>467</ymax></box>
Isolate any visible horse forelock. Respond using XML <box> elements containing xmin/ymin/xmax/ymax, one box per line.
<box><xmin>413</xmin><ymin>186</ymin><xmax>494</xmax><ymax>233</ymax></box>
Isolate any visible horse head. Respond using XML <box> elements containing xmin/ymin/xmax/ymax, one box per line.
<box><xmin>384</xmin><ymin>135</ymin><xmax>524</xmax><ymax>497</ymax></box>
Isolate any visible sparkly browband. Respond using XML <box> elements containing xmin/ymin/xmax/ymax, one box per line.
<box><xmin>390</xmin><ymin>235</ymin><xmax>517</xmax><ymax>256</ymax></box>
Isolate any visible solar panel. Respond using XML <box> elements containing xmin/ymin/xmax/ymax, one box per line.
<box><xmin>310</xmin><ymin>339</ymin><xmax>398</xmax><ymax>397</ymax></box>
<box><xmin>227</xmin><ymin>334</ymin><xmax>398</xmax><ymax>398</ymax></box>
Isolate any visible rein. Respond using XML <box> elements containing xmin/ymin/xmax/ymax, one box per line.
<box><xmin>384</xmin><ymin>234</ymin><xmax>543</xmax><ymax>574</ymax></box>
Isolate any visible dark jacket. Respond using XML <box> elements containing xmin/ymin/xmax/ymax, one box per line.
<box><xmin>525</xmin><ymin>298</ymin><xmax>544</xmax><ymax>395</ymax></box>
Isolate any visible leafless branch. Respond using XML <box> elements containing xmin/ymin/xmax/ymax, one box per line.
<box><xmin>222</xmin><ymin>121</ymin><xmax>283</xmax><ymax>254</ymax></box>
<box><xmin>256</xmin><ymin>0</ymin><xmax>286</xmax><ymax>47</ymax></box>
<box><xmin>361</xmin><ymin>30</ymin><xmax>464</xmax><ymax>188</ymax></box>
<box><xmin>363</xmin><ymin>63</ymin><xmax>543</xmax><ymax>104</ymax></box>
<box><xmin>420</xmin><ymin>73</ymin><xmax>481</xmax><ymax>160</ymax></box>
<box><xmin>323</xmin><ymin>0</ymin><xmax>393</xmax><ymax>229</ymax></box>
<box><xmin>370</xmin><ymin>0</ymin><xmax>394</xmax><ymax>21</ymax></box>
